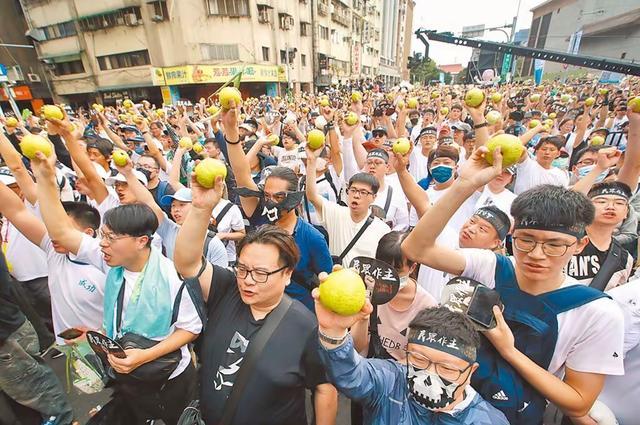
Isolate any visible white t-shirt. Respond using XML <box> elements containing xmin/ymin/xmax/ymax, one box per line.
<box><xmin>272</xmin><ymin>146</ymin><xmax>302</xmax><ymax>171</ymax></box>
<box><xmin>372</xmin><ymin>183</ymin><xmax>409</xmax><ymax>231</ymax></box>
<box><xmin>514</xmin><ymin>155</ymin><xmax>570</xmax><ymax>195</ymax></box>
<box><xmin>211</xmin><ymin>199</ymin><xmax>245</xmax><ymax>262</ymax></box>
<box><xmin>3</xmin><ymin>202</ymin><xmax>48</xmax><ymax>282</ymax></box>
<box><xmin>319</xmin><ymin>199</ymin><xmax>391</xmax><ymax>267</ymax></box>
<box><xmin>475</xmin><ymin>186</ymin><xmax>517</xmax><ymax>218</ymax></box>
<box><xmin>409</xmin><ymin>186</ymin><xmax>479</xmax><ymax>232</ymax></box>
<box><xmin>76</xmin><ymin>234</ymin><xmax>202</xmax><ymax>379</ymax></box>
<box><xmin>416</xmin><ymin>225</ymin><xmax>459</xmax><ymax>300</ymax></box>
<box><xmin>303</xmin><ymin>167</ymin><xmax>343</xmax><ymax>226</ymax></box>
<box><xmin>461</xmin><ymin>248</ymin><xmax>624</xmax><ymax>377</ymax></box>
<box><xmin>39</xmin><ymin>235</ymin><xmax>106</xmax><ymax>344</ymax></box>
<box><xmin>598</xmin><ymin>279</ymin><xmax>640</xmax><ymax>425</ymax></box>
<box><xmin>408</xmin><ymin>149</ymin><xmax>430</xmax><ymax>183</ymax></box>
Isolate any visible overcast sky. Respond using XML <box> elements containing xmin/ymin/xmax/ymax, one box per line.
<box><xmin>411</xmin><ymin>0</ymin><xmax>543</xmax><ymax>65</ymax></box>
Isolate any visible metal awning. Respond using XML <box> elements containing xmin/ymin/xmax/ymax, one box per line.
<box><xmin>75</xmin><ymin>8</ymin><xmax>126</xmax><ymax>20</ymax></box>
<box><xmin>39</xmin><ymin>51</ymin><xmax>82</xmax><ymax>63</ymax></box>
<box><xmin>582</xmin><ymin>8</ymin><xmax>640</xmax><ymax>36</ymax></box>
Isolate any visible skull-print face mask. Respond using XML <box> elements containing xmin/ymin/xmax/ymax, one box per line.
<box><xmin>407</xmin><ymin>364</ymin><xmax>461</xmax><ymax>411</ymax></box>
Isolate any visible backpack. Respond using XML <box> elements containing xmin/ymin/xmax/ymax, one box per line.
<box><xmin>203</xmin><ymin>229</ymin><xmax>217</xmax><ymax>259</ymax></box>
<box><xmin>471</xmin><ymin>254</ymin><xmax>610</xmax><ymax>425</ymax></box>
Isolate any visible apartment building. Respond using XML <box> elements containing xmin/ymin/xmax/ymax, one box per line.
<box><xmin>523</xmin><ymin>0</ymin><xmax>640</xmax><ymax>76</ymax></box>
<box><xmin>378</xmin><ymin>0</ymin><xmax>413</xmax><ymax>86</ymax></box>
<box><xmin>0</xmin><ymin>0</ymin><xmax>53</xmax><ymax>114</ymax></box>
<box><xmin>17</xmin><ymin>0</ymin><xmax>413</xmax><ymax>105</ymax></box>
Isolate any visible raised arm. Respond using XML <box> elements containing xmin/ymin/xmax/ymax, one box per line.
<box><xmin>0</xmin><ymin>132</ymin><xmax>37</xmax><ymax>204</ymax></box>
<box><xmin>465</xmin><ymin>100</ymin><xmax>489</xmax><ymax>148</ymax></box>
<box><xmin>617</xmin><ymin>109</ymin><xmax>640</xmax><ymax>192</ymax></box>
<box><xmin>98</xmin><ymin>112</ymin><xmax>128</xmax><ymax>151</ymax></box>
<box><xmin>573</xmin><ymin>110</ymin><xmax>591</xmax><ymax>149</ymax></box>
<box><xmin>305</xmin><ymin>146</ymin><xmax>325</xmax><ymax>217</ymax></box>
<box><xmin>0</xmin><ymin>183</ymin><xmax>46</xmax><ymax>246</ymax></box>
<box><xmin>174</xmin><ymin>174</ymin><xmax>223</xmax><ymax>300</ymax></box>
<box><xmin>32</xmin><ymin>152</ymin><xmax>84</xmax><ymax>254</ymax></box>
<box><xmin>327</xmin><ymin>121</ymin><xmax>343</xmax><ymax>176</ymax></box>
<box><xmin>394</xmin><ymin>151</ymin><xmax>429</xmax><ymax>218</ymax></box>
<box><xmin>141</xmin><ymin>123</ymin><xmax>168</xmax><ymax>171</ymax></box>
<box><xmin>402</xmin><ymin>147</ymin><xmax>502</xmax><ymax>275</ymax></box>
<box><xmin>117</xmin><ymin>160</ymin><xmax>164</xmax><ymax>224</ymax></box>
<box><xmin>351</xmin><ymin>126</ymin><xmax>367</xmax><ymax>170</ymax></box>
<box><xmin>222</xmin><ymin>102</ymin><xmax>260</xmax><ymax>217</ymax></box>
<box><xmin>572</xmin><ymin>147</ymin><xmax>620</xmax><ymax>195</ymax></box>
<box><xmin>168</xmin><ymin>147</ymin><xmax>187</xmax><ymax>191</ymax></box>
<box><xmin>519</xmin><ymin>123</ymin><xmax>545</xmax><ymax>147</ymax></box>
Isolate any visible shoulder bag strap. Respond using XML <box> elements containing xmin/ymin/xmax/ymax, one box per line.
<box><xmin>589</xmin><ymin>240</ymin><xmax>626</xmax><ymax>292</ymax></box>
<box><xmin>172</xmin><ymin>258</ymin><xmax>208</xmax><ymax>327</ymax></box>
<box><xmin>323</xmin><ymin>171</ymin><xmax>340</xmax><ymax>200</ymax></box>
<box><xmin>219</xmin><ymin>296</ymin><xmax>293</xmax><ymax>425</ymax></box>
<box><xmin>383</xmin><ymin>186</ymin><xmax>393</xmax><ymax>215</ymax></box>
<box><xmin>337</xmin><ymin>215</ymin><xmax>374</xmax><ymax>264</ymax></box>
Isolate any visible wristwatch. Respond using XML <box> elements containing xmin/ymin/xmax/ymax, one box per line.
<box><xmin>474</xmin><ymin>122</ymin><xmax>489</xmax><ymax>129</ymax></box>
<box><xmin>318</xmin><ymin>329</ymin><xmax>349</xmax><ymax>345</ymax></box>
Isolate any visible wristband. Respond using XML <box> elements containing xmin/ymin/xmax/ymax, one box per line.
<box><xmin>224</xmin><ymin>135</ymin><xmax>240</xmax><ymax>145</ymax></box>
<box><xmin>318</xmin><ymin>329</ymin><xmax>349</xmax><ymax>345</ymax></box>
<box><xmin>473</xmin><ymin>122</ymin><xmax>489</xmax><ymax>129</ymax></box>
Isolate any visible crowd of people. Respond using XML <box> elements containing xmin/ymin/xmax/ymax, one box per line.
<box><xmin>0</xmin><ymin>75</ymin><xmax>639</xmax><ymax>425</ymax></box>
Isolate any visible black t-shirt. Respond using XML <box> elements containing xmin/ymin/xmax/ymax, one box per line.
<box><xmin>0</xmin><ymin>251</ymin><xmax>25</xmax><ymax>342</ymax></box>
<box><xmin>567</xmin><ymin>240</ymin><xmax>619</xmax><ymax>283</ymax></box>
<box><xmin>199</xmin><ymin>266</ymin><xmax>327</xmax><ymax>425</ymax></box>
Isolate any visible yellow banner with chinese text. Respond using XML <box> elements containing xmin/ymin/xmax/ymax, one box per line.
<box><xmin>151</xmin><ymin>64</ymin><xmax>287</xmax><ymax>86</ymax></box>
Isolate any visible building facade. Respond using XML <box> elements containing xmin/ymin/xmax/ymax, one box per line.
<box><xmin>523</xmin><ymin>0</ymin><xmax>640</xmax><ymax>76</ymax></box>
<box><xmin>0</xmin><ymin>0</ymin><xmax>54</xmax><ymax>115</ymax></box>
<box><xmin>16</xmin><ymin>0</ymin><xmax>414</xmax><ymax>106</ymax></box>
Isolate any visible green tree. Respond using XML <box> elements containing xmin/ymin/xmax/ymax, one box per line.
<box><xmin>408</xmin><ymin>53</ymin><xmax>441</xmax><ymax>85</ymax></box>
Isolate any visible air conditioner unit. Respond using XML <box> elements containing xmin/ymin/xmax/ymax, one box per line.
<box><xmin>125</xmin><ymin>13</ymin><xmax>139</xmax><ymax>26</ymax></box>
<box><xmin>7</xmin><ymin>66</ymin><xmax>24</xmax><ymax>82</ymax></box>
<box><xmin>27</xmin><ymin>73</ymin><xmax>41</xmax><ymax>83</ymax></box>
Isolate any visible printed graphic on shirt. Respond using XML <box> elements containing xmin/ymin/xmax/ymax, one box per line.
<box><xmin>566</xmin><ymin>242</ymin><xmax>606</xmax><ymax>282</ymax></box>
<box><xmin>214</xmin><ymin>331</ymin><xmax>249</xmax><ymax>391</ymax></box>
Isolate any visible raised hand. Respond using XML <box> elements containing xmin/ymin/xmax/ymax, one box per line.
<box><xmin>220</xmin><ymin>100</ymin><xmax>240</xmax><ymax>143</ymax></box>
<box><xmin>457</xmin><ymin>145</ymin><xmax>503</xmax><ymax>188</ymax></box>
<box><xmin>189</xmin><ymin>171</ymin><xmax>223</xmax><ymax>211</ymax></box>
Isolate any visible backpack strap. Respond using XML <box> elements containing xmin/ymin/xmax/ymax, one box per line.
<box><xmin>172</xmin><ymin>258</ymin><xmax>208</xmax><ymax>327</ymax></box>
<box><xmin>155</xmin><ymin>181</ymin><xmax>169</xmax><ymax>204</ymax></box>
<box><xmin>323</xmin><ymin>171</ymin><xmax>341</xmax><ymax>201</ymax></box>
<box><xmin>383</xmin><ymin>186</ymin><xmax>393</xmax><ymax>215</ymax></box>
<box><xmin>589</xmin><ymin>239</ymin><xmax>626</xmax><ymax>291</ymax></box>
<box><xmin>493</xmin><ymin>254</ymin><xmax>519</xmax><ymax>291</ymax></box>
<box><xmin>540</xmin><ymin>284</ymin><xmax>610</xmax><ymax>315</ymax></box>
<box><xmin>202</xmin><ymin>230</ymin><xmax>216</xmax><ymax>259</ymax></box>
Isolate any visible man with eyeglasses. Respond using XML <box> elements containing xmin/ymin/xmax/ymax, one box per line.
<box><xmin>363</xmin><ymin>149</ymin><xmax>409</xmax><ymax>230</ymax></box>
<box><xmin>305</xmin><ymin>146</ymin><xmax>391</xmax><ymax>266</ymax></box>
<box><xmin>315</xmin><ymin>300</ymin><xmax>508</xmax><ymax>425</ymax></box>
<box><xmin>136</xmin><ymin>154</ymin><xmax>175</xmax><ymax>214</ymax></box>
<box><xmin>402</xmin><ymin>145</ymin><xmax>625</xmax><ymax>424</ymax></box>
<box><xmin>32</xmin><ymin>151</ymin><xmax>202</xmax><ymax>424</ymax></box>
<box><xmin>173</xmin><ymin>179</ymin><xmax>337</xmax><ymax>425</ymax></box>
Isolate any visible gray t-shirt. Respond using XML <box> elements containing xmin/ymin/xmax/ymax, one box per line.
<box><xmin>157</xmin><ymin>214</ymin><xmax>228</xmax><ymax>267</ymax></box>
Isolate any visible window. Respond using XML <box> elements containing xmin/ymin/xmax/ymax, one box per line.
<box><xmin>149</xmin><ymin>0</ymin><xmax>169</xmax><ymax>21</ymax></box>
<box><xmin>280</xmin><ymin>49</ymin><xmax>287</xmax><ymax>64</ymax></box>
<box><xmin>78</xmin><ymin>7</ymin><xmax>142</xmax><ymax>31</ymax></box>
<box><xmin>301</xmin><ymin>54</ymin><xmax>306</xmax><ymax>67</ymax></box>
<box><xmin>300</xmin><ymin>22</ymin><xmax>310</xmax><ymax>36</ymax></box>
<box><xmin>53</xmin><ymin>59</ymin><xmax>85</xmax><ymax>76</ymax></box>
<box><xmin>280</xmin><ymin>50</ymin><xmax>294</xmax><ymax>64</ymax></box>
<box><xmin>206</xmin><ymin>0</ymin><xmax>250</xmax><ymax>17</ymax></box>
<box><xmin>279</xmin><ymin>13</ymin><xmax>293</xmax><ymax>30</ymax></box>
<box><xmin>40</xmin><ymin>21</ymin><xmax>76</xmax><ymax>40</ymax></box>
<box><xmin>319</xmin><ymin>25</ymin><xmax>329</xmax><ymax>40</ymax></box>
<box><xmin>257</xmin><ymin>4</ymin><xmax>270</xmax><ymax>23</ymax></box>
<box><xmin>97</xmin><ymin>50</ymin><xmax>150</xmax><ymax>70</ymax></box>
<box><xmin>201</xmin><ymin>44</ymin><xmax>239</xmax><ymax>61</ymax></box>
<box><xmin>262</xmin><ymin>46</ymin><xmax>269</xmax><ymax>61</ymax></box>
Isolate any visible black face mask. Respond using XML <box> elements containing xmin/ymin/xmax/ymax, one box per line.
<box><xmin>410</xmin><ymin>118</ymin><xmax>419</xmax><ymax>126</ymax></box>
<box><xmin>261</xmin><ymin>192</ymin><xmax>304</xmax><ymax>223</ymax></box>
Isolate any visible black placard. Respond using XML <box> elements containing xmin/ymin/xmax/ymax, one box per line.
<box><xmin>86</xmin><ymin>331</ymin><xmax>127</xmax><ymax>359</ymax></box>
<box><xmin>349</xmin><ymin>256</ymin><xmax>399</xmax><ymax>305</ymax></box>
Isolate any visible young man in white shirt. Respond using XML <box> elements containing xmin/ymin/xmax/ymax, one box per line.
<box><xmin>365</xmin><ymin>149</ymin><xmax>409</xmax><ymax>231</ymax></box>
<box><xmin>0</xmin><ymin>184</ymin><xmax>106</xmax><ymax>345</ymax></box>
<box><xmin>408</xmin><ymin>126</ymin><xmax>437</xmax><ymax>183</ymax></box>
<box><xmin>402</xmin><ymin>146</ymin><xmax>624</xmax><ymax>424</ymax></box>
<box><xmin>514</xmin><ymin>135</ymin><xmax>570</xmax><ymax>194</ymax></box>
<box><xmin>305</xmin><ymin>152</ymin><xmax>391</xmax><ymax>267</ymax></box>
<box><xmin>32</xmin><ymin>151</ymin><xmax>202</xmax><ymax>425</ymax></box>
